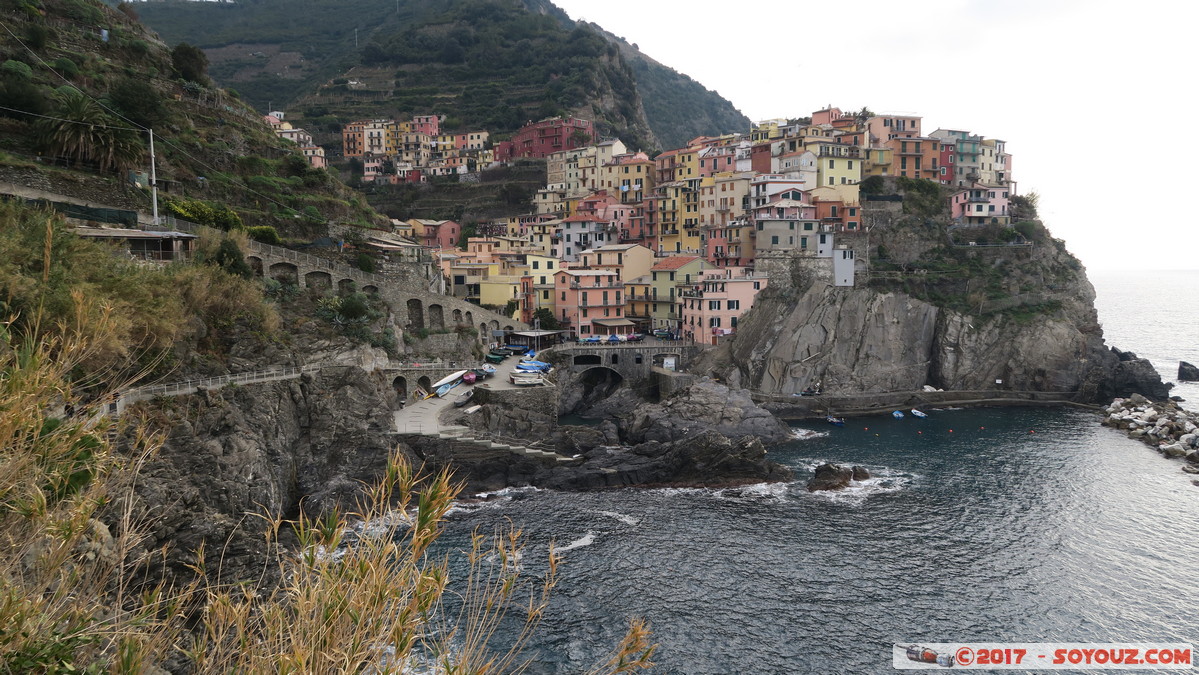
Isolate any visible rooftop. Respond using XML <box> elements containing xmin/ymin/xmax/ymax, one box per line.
<box><xmin>651</xmin><ymin>256</ymin><xmax>703</xmax><ymax>271</ymax></box>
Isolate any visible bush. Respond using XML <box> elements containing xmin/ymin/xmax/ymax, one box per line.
<box><xmin>51</xmin><ymin>57</ymin><xmax>78</xmax><ymax>79</ymax></box>
<box><xmin>356</xmin><ymin>252</ymin><xmax>375</xmax><ymax>273</ymax></box>
<box><xmin>1</xmin><ymin>60</ymin><xmax>33</xmax><ymax>81</ymax></box>
<box><xmin>244</xmin><ymin>225</ymin><xmax>281</xmax><ymax>245</ymax></box>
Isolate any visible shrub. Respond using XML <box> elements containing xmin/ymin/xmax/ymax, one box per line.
<box><xmin>244</xmin><ymin>225</ymin><xmax>281</xmax><ymax>245</ymax></box>
<box><xmin>356</xmin><ymin>252</ymin><xmax>375</xmax><ymax>273</ymax></box>
<box><xmin>1</xmin><ymin>60</ymin><xmax>33</xmax><ymax>81</ymax></box>
<box><xmin>52</xmin><ymin>57</ymin><xmax>78</xmax><ymax>79</ymax></box>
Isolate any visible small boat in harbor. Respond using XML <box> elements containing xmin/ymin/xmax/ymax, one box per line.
<box><xmin>892</xmin><ymin>410</ymin><xmax>905</xmax><ymax>419</ymax></box>
<box><xmin>434</xmin><ymin>381</ymin><xmax>456</xmax><ymax>397</ymax></box>
<box><xmin>462</xmin><ymin>371</ymin><xmax>477</xmax><ymax>384</ymax></box>
<box><xmin>826</xmin><ymin>416</ymin><xmax>846</xmax><ymax>426</ymax></box>
<box><xmin>509</xmin><ymin>372</ymin><xmax>543</xmax><ymax>386</ymax></box>
<box><xmin>431</xmin><ymin>370</ymin><xmax>469</xmax><ymax>390</ymax></box>
<box><xmin>453</xmin><ymin>389</ymin><xmax>475</xmax><ymax>408</ymax></box>
<box><xmin>911</xmin><ymin>409</ymin><xmax>928</xmax><ymax>418</ymax></box>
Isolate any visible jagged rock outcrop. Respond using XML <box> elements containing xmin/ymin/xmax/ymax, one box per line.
<box><xmin>705</xmin><ymin>239</ymin><xmax>1168</xmax><ymax>403</ymax></box>
<box><xmin>618</xmin><ymin>380</ymin><xmax>794</xmax><ymax>445</ymax></box>
<box><xmin>126</xmin><ymin>367</ymin><xmax>401</xmax><ymax>582</ymax></box>
<box><xmin>1102</xmin><ymin>394</ymin><xmax>1199</xmax><ymax>466</ymax></box>
<box><xmin>1180</xmin><ymin>361</ymin><xmax>1199</xmax><ymax>382</ymax></box>
<box><xmin>806</xmin><ymin>463</ymin><xmax>871</xmax><ymax>492</ymax></box>
<box><xmin>540</xmin><ymin>430</ymin><xmax>793</xmax><ymax>490</ymax></box>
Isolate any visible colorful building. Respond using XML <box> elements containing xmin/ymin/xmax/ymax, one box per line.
<box><xmin>676</xmin><ymin>267</ymin><xmax>769</xmax><ymax>345</ymax></box>
<box><xmin>494</xmin><ymin>116</ymin><xmax>597</xmax><ymax>161</ymax></box>
<box><xmin>554</xmin><ymin>269</ymin><xmax>628</xmax><ymax>336</ymax></box>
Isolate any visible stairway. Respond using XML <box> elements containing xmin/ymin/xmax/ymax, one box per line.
<box><xmin>432</xmin><ymin>425</ymin><xmax>578</xmax><ymax>462</ymax></box>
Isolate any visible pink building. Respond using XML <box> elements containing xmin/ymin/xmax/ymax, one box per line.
<box><xmin>949</xmin><ymin>186</ymin><xmax>1011</xmax><ymax>225</ymax></box>
<box><xmin>494</xmin><ymin>116</ymin><xmax>596</xmax><ymax>161</ymax></box>
<box><xmin>412</xmin><ymin>219</ymin><xmax>462</xmax><ymax>250</ymax></box>
<box><xmin>554</xmin><ymin>269</ymin><xmax>628</xmax><ymax>336</ymax></box>
<box><xmin>412</xmin><ymin>114</ymin><xmax>440</xmax><ymax>136</ymax></box>
<box><xmin>676</xmin><ymin>267</ymin><xmax>769</xmax><ymax>345</ymax></box>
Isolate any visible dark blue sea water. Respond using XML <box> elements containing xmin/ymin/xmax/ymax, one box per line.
<box><xmin>437</xmin><ymin>270</ymin><xmax>1199</xmax><ymax>673</ymax></box>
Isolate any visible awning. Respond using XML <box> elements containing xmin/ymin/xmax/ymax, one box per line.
<box><xmin>592</xmin><ymin>318</ymin><xmax>635</xmax><ymax>327</ymax></box>
<box><xmin>512</xmin><ymin>330</ymin><xmax>567</xmax><ymax>337</ymax></box>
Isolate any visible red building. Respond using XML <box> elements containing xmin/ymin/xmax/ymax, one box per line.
<box><xmin>494</xmin><ymin>116</ymin><xmax>596</xmax><ymax>161</ymax></box>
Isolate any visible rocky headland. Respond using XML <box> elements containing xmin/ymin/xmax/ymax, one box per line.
<box><xmin>1101</xmin><ymin>394</ymin><xmax>1199</xmax><ymax>471</ymax></box>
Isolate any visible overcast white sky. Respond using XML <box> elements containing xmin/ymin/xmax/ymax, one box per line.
<box><xmin>552</xmin><ymin>0</ymin><xmax>1197</xmax><ymax>272</ymax></box>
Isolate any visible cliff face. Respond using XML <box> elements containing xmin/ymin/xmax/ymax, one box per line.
<box><xmin>129</xmin><ymin>367</ymin><xmax>401</xmax><ymax>582</ymax></box>
<box><xmin>708</xmin><ymin>199</ymin><xmax>1168</xmax><ymax>403</ymax></box>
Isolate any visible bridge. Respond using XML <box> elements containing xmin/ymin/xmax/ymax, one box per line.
<box><xmin>546</xmin><ymin>341</ymin><xmax>706</xmax><ymax>390</ymax></box>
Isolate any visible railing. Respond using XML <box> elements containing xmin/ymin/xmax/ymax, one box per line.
<box><xmin>127</xmin><ymin>365</ymin><xmax>320</xmax><ymax>401</ymax></box>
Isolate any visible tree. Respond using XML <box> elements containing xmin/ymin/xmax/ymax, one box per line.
<box><xmin>33</xmin><ymin>88</ymin><xmax>144</xmax><ymax>173</ymax></box>
<box><xmin>105</xmin><ymin>77</ymin><xmax>169</xmax><ymax>128</ymax></box>
<box><xmin>532</xmin><ymin>307</ymin><xmax>560</xmax><ymax>330</ymax></box>
<box><xmin>170</xmin><ymin>42</ymin><xmax>209</xmax><ymax>83</ymax></box>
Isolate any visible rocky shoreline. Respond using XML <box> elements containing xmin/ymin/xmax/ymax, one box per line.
<box><xmin>1101</xmin><ymin>394</ymin><xmax>1199</xmax><ymax>477</ymax></box>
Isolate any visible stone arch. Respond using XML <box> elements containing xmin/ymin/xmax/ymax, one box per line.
<box><xmin>489</xmin><ymin>320</ymin><xmax>499</xmax><ymax>332</ymax></box>
<box><xmin>503</xmin><ymin>325</ymin><xmax>514</xmax><ymax>332</ymax></box>
<box><xmin>610</xmin><ymin>353</ymin><xmax>619</xmax><ymax>364</ymax></box>
<box><xmin>338</xmin><ymin>278</ymin><xmax>356</xmax><ymax>295</ymax></box>
<box><xmin>465</xmin><ymin>310</ymin><xmax>474</xmax><ymax>326</ymax></box>
<box><xmin>268</xmin><ymin>262</ymin><xmax>298</xmax><ymax>285</ymax></box>
<box><xmin>479</xmin><ymin>323</ymin><xmax>488</xmax><ymax>342</ymax></box>
<box><xmin>246</xmin><ymin>255</ymin><xmax>264</xmax><ymax>277</ymax></box>
<box><xmin>392</xmin><ymin>375</ymin><xmax>407</xmax><ymax>400</ymax></box>
<box><xmin>427</xmin><ymin>304</ymin><xmax>445</xmax><ymax>331</ymax></box>
<box><xmin>362</xmin><ymin>284</ymin><xmax>379</xmax><ymax>295</ymax></box>
<box><xmin>406</xmin><ymin>298</ymin><xmax>425</xmax><ymax>330</ymax></box>
<box><xmin>305</xmin><ymin>270</ymin><xmax>332</xmax><ymax>291</ymax></box>
<box><xmin>571</xmin><ymin>366</ymin><xmax>625</xmax><ymax>409</ymax></box>
<box><xmin>416</xmin><ymin>375</ymin><xmax>432</xmax><ymax>394</ymax></box>
<box><xmin>452</xmin><ymin>308</ymin><xmax>463</xmax><ymax>325</ymax></box>
<box><xmin>573</xmin><ymin>354</ymin><xmax>602</xmax><ymax>366</ymax></box>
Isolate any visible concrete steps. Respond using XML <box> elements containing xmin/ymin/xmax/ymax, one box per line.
<box><xmin>398</xmin><ymin>418</ymin><xmax>578</xmax><ymax>462</ymax></box>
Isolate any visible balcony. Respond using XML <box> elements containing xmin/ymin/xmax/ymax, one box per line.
<box><xmin>570</xmin><ymin>281</ymin><xmax>624</xmax><ymax>289</ymax></box>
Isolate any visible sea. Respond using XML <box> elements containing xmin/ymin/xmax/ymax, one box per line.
<box><xmin>436</xmin><ymin>269</ymin><xmax>1199</xmax><ymax>674</ymax></box>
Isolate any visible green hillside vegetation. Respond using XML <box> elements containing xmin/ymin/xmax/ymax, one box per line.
<box><xmin>0</xmin><ymin>0</ymin><xmax>385</xmax><ymax>238</ymax></box>
<box><xmin>129</xmin><ymin>0</ymin><xmax>749</xmax><ymax>152</ymax></box>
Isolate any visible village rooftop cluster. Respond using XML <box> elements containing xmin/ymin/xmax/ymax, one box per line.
<box><xmin>271</xmin><ymin>107</ymin><xmax>1015</xmax><ymax>345</ymax></box>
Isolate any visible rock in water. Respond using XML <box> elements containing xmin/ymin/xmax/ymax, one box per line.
<box><xmin>851</xmin><ymin>465</ymin><xmax>871</xmax><ymax>481</ymax></box>
<box><xmin>807</xmin><ymin>463</ymin><xmax>854</xmax><ymax>491</ymax></box>
<box><xmin>1180</xmin><ymin>361</ymin><xmax>1199</xmax><ymax>382</ymax></box>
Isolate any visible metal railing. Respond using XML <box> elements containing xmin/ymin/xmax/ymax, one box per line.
<box><xmin>127</xmin><ymin>365</ymin><xmax>320</xmax><ymax>401</ymax></box>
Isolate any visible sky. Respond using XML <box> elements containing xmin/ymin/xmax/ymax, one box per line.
<box><xmin>550</xmin><ymin>0</ymin><xmax>1197</xmax><ymax>272</ymax></box>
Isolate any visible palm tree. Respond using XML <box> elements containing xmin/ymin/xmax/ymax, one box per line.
<box><xmin>34</xmin><ymin>88</ymin><xmax>144</xmax><ymax>174</ymax></box>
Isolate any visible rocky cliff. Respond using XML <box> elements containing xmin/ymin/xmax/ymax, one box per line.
<box><xmin>705</xmin><ymin>192</ymin><xmax>1168</xmax><ymax>403</ymax></box>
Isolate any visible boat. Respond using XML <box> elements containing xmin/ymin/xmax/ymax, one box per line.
<box><xmin>485</xmin><ymin>352</ymin><xmax>506</xmax><ymax>364</ymax></box>
<box><xmin>892</xmin><ymin>410</ymin><xmax>905</xmax><ymax>419</ymax></box>
<box><xmin>434</xmin><ymin>381</ymin><xmax>456</xmax><ymax>397</ymax></box>
<box><xmin>826</xmin><ymin>416</ymin><xmax>846</xmax><ymax>426</ymax></box>
<box><xmin>911</xmin><ymin>409</ymin><xmax>928</xmax><ymax>418</ymax></box>
<box><xmin>462</xmin><ymin>371</ymin><xmax>477</xmax><ymax>384</ymax></box>
<box><xmin>470</xmin><ymin>365</ymin><xmax>496</xmax><ymax>380</ymax></box>
<box><xmin>453</xmin><ymin>389</ymin><xmax>475</xmax><ymax>408</ymax></box>
<box><xmin>516</xmin><ymin>359</ymin><xmax>552</xmax><ymax>373</ymax></box>
<box><xmin>509</xmin><ymin>372</ymin><xmax>542</xmax><ymax>386</ymax></box>
<box><xmin>431</xmin><ymin>369</ymin><xmax>469</xmax><ymax>390</ymax></box>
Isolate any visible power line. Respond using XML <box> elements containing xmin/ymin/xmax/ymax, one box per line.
<box><xmin>0</xmin><ymin>18</ymin><xmax>321</xmax><ymax>218</ymax></box>
<box><xmin>0</xmin><ymin>104</ymin><xmax>143</xmax><ymax>131</ymax></box>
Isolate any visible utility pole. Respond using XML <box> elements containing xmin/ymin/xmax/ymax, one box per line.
<box><xmin>149</xmin><ymin>128</ymin><xmax>159</xmax><ymax>226</ymax></box>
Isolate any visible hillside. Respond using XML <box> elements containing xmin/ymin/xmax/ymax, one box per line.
<box><xmin>127</xmin><ymin>0</ymin><xmax>750</xmax><ymax>152</ymax></box>
<box><xmin>0</xmin><ymin>0</ymin><xmax>385</xmax><ymax>237</ymax></box>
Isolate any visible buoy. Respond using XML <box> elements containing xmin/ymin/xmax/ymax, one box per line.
<box><xmin>1030</xmin><ymin>430</ymin><xmax>1036</xmax><ymax>433</ymax></box>
<box><xmin>918</xmin><ymin>431</ymin><xmax>923</xmax><ymax>434</ymax></box>
<box><xmin>979</xmin><ymin>426</ymin><xmax>985</xmax><ymax>430</ymax></box>
<box><xmin>875</xmin><ymin>433</ymin><xmax>880</xmax><ymax>437</ymax></box>
<box><xmin>949</xmin><ymin>429</ymin><xmax>954</xmax><ymax>433</ymax></box>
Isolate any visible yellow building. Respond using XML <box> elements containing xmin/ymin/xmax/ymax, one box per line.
<box><xmin>862</xmin><ymin>147</ymin><xmax>894</xmax><ymax>177</ymax></box>
<box><xmin>578</xmin><ymin>243</ymin><xmax>654</xmax><ymax>282</ymax></box>
<box><xmin>645</xmin><ymin>256</ymin><xmax>710</xmax><ymax>332</ymax></box>
<box><xmin>479</xmin><ymin>275</ymin><xmax>524</xmax><ymax>317</ymax></box>
<box><xmin>750</xmin><ymin>119</ymin><xmax>787</xmax><ymax>143</ymax></box>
